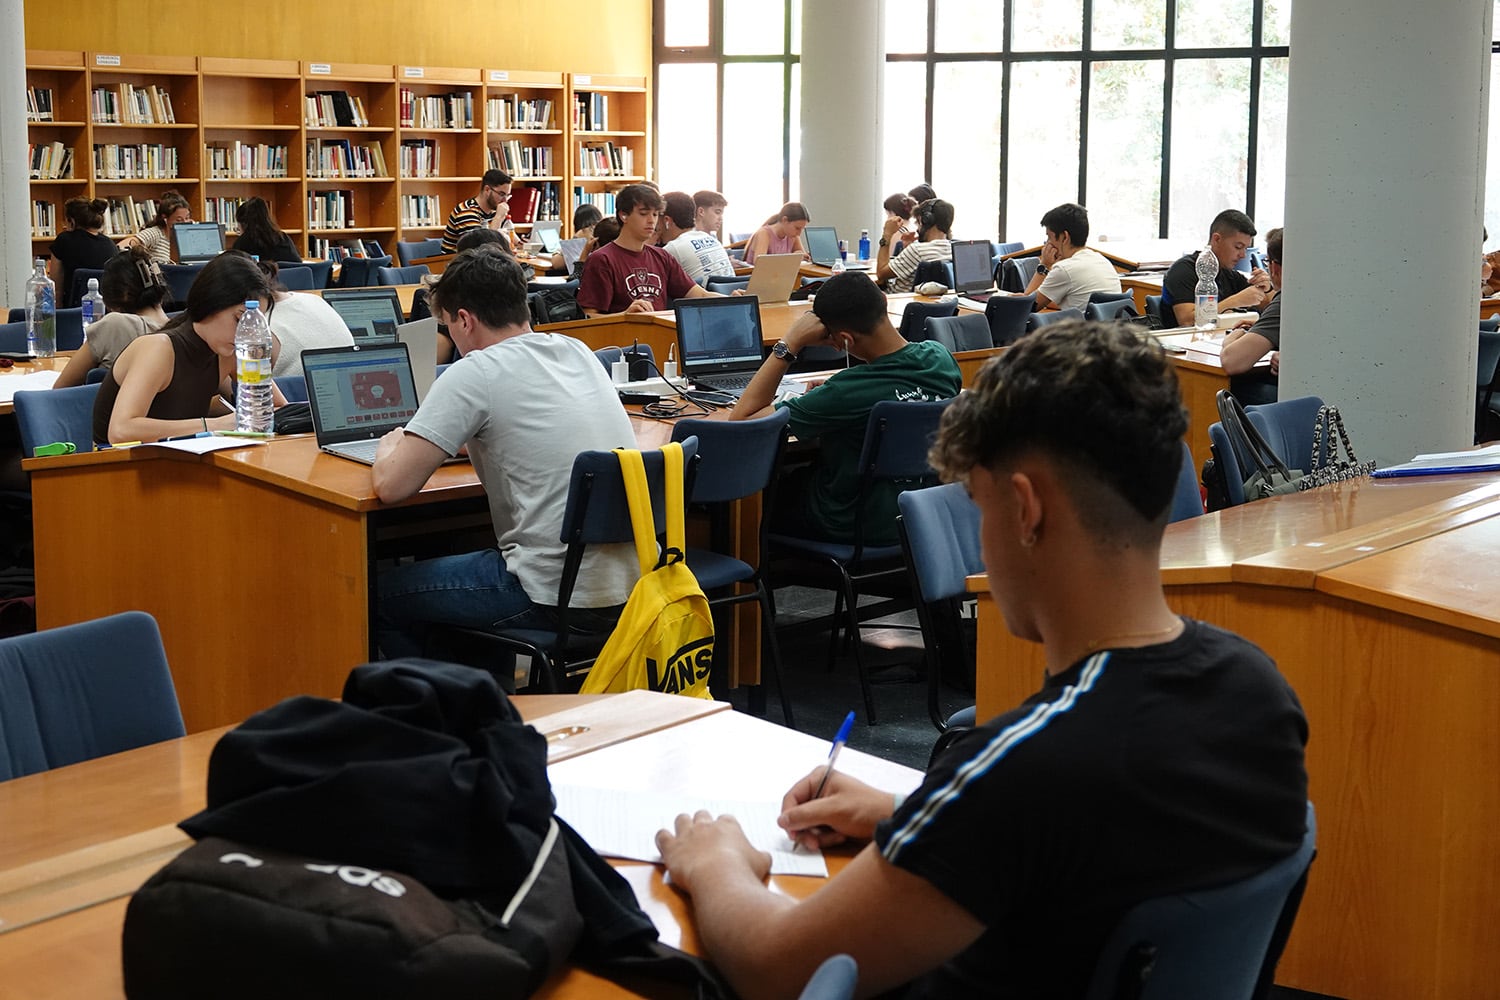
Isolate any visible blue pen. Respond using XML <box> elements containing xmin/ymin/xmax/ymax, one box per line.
<box><xmin>811</xmin><ymin>710</ymin><xmax>856</xmax><ymax>801</ymax></box>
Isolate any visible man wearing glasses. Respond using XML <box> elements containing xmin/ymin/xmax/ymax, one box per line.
<box><xmin>441</xmin><ymin>169</ymin><xmax>515</xmax><ymax>253</ymax></box>
<box><xmin>1220</xmin><ymin>226</ymin><xmax>1284</xmax><ymax>405</ymax></box>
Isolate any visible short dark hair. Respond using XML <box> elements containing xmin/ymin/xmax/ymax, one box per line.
<box><xmin>916</xmin><ymin>199</ymin><xmax>954</xmax><ymax>236</ymax></box>
<box><xmin>1265</xmin><ymin>227</ymin><xmax>1284</xmax><ymax>265</ymax></box>
<box><xmin>591</xmin><ymin>216</ymin><xmax>622</xmax><ymax>248</ymax></box>
<box><xmin>1039</xmin><ymin>203</ymin><xmax>1089</xmax><ymax>246</ymax></box>
<box><xmin>573</xmin><ymin>204</ymin><xmax>603</xmax><ymax>231</ymax></box>
<box><xmin>1209</xmin><ymin>209</ymin><xmax>1256</xmax><ymax>240</ymax></box>
<box><xmin>160</xmin><ymin>250</ymin><xmax>272</xmax><ymax>334</ymax></box>
<box><xmin>616</xmin><ymin>183</ymin><xmax>664</xmax><ymax>219</ymax></box>
<box><xmin>811</xmin><ymin>272</ymin><xmax>888</xmax><ymax>336</ymax></box>
<box><xmin>930</xmin><ymin>321</ymin><xmax>1188</xmax><ymax>543</ymax></box>
<box><xmin>883</xmin><ymin>192</ymin><xmax>917</xmax><ymax>218</ymax></box>
<box><xmin>101</xmin><ymin>246</ymin><xmax>168</xmax><ymax>313</ymax></box>
<box><xmin>482</xmin><ymin>169</ymin><xmax>512</xmax><ymax>189</ymax></box>
<box><xmin>693</xmin><ymin>190</ymin><xmax>728</xmax><ymax>211</ymax></box>
<box><xmin>454</xmin><ymin>227</ymin><xmax>510</xmax><ymax>253</ymax></box>
<box><xmin>662</xmin><ymin>191</ymin><xmax>696</xmax><ymax>230</ymax></box>
<box><xmin>427</xmin><ymin>245</ymin><xmax>531</xmax><ymax>330</ymax></box>
<box><xmin>908</xmin><ymin>183</ymin><xmax>938</xmax><ymax>203</ymax></box>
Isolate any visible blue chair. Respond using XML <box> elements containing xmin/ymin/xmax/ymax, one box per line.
<box><xmin>998</xmin><ymin>255</ymin><xmax>1039</xmax><ymax>292</ymax></box>
<box><xmin>85</xmin><ymin>367</ymin><xmax>107</xmax><ymax>385</ymax></box>
<box><xmin>301</xmin><ymin>259</ymin><xmax>335</xmax><ymax>289</ymax></box>
<box><xmin>429</xmin><ymin>440</ymin><xmax>700</xmax><ymax>693</ymax></box>
<box><xmin>5</xmin><ymin>307</ymin><xmax>85</xmax><ymax>352</ymax></box>
<box><xmin>1088</xmin><ymin>290</ymin><xmax>1134</xmax><ymax>306</ymax></box>
<box><xmin>396</xmin><ymin>237</ymin><xmax>444</xmax><ymax>266</ymax></box>
<box><xmin>337</xmin><ymin>255</ymin><xmax>394</xmax><ymax>288</ymax></box>
<box><xmin>993</xmin><ymin>240</ymin><xmax>1025</xmax><ymax>259</ymax></box>
<box><xmin>1084</xmin><ymin>803</ymin><xmax>1317</xmax><ymax>1000</ymax></box>
<box><xmin>1026</xmin><ymin>307</ymin><xmax>1085</xmax><ymax>333</ymax></box>
<box><xmin>924</xmin><ymin>313</ymin><xmax>993</xmax><ymax>353</ymax></box>
<box><xmin>69</xmin><ymin>267</ymin><xmax>107</xmax><ymax>310</ymax></box>
<box><xmin>796</xmin><ymin>954</ymin><xmax>858</xmax><ymax>1000</ymax></box>
<box><xmin>1207</xmin><ymin>421</ymin><xmax>1248</xmax><ymax>508</ymax></box>
<box><xmin>0</xmin><ymin>320</ymin><xmax>30</xmax><ymax>353</ymax></box>
<box><xmin>276</xmin><ymin>265</ymin><xmax>315</xmax><ymax>291</ymax></box>
<box><xmin>1085</xmin><ymin>298</ymin><xmax>1140</xmax><ymax>322</ymax></box>
<box><xmin>1475</xmin><ymin>329</ymin><xmax>1500</xmax><ymax>441</ymax></box>
<box><xmin>1246</xmin><ymin>396</ymin><xmax>1327</xmax><ymax>472</ymax></box>
<box><xmin>897</xmin><ymin>483</ymin><xmax>983</xmax><ymax>729</ymax></box>
<box><xmin>1145</xmin><ymin>294</ymin><xmax>1165</xmax><ymax>328</ymax></box>
<box><xmin>706</xmin><ymin>275</ymin><xmax>750</xmax><ymax>294</ymax></box>
<box><xmin>670</xmin><ymin>410</ymin><xmax>794</xmax><ymax>725</ymax></box>
<box><xmin>769</xmin><ymin>399</ymin><xmax>953</xmax><ymax>724</ymax></box>
<box><xmin>1168</xmin><ymin>441</ymin><xmax>1203</xmax><ymax>523</ymax></box>
<box><xmin>912</xmin><ymin>259</ymin><xmax>955</xmax><ymax>289</ymax></box>
<box><xmin>377</xmin><ymin>264</ymin><xmax>431</xmax><ymax>286</ymax></box>
<box><xmin>898</xmin><ymin>299</ymin><xmax>958</xmax><ymax>342</ymax></box>
<box><xmin>0</xmin><ymin>611</ymin><xmax>186</xmax><ymax>781</ymax></box>
<box><xmin>274</xmin><ymin>374</ymin><xmax>308</xmax><ymax>403</ymax></box>
<box><xmin>160</xmin><ymin>262</ymin><xmax>207</xmax><ymax>307</ymax></box>
<box><xmin>984</xmin><ymin>293</ymin><xmax>1036</xmax><ymax>347</ymax></box>
<box><xmin>13</xmin><ymin>383</ymin><xmax>100</xmax><ymax>456</ymax></box>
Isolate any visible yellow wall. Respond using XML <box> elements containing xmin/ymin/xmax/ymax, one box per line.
<box><xmin>24</xmin><ymin>0</ymin><xmax>652</xmax><ymax>75</ymax></box>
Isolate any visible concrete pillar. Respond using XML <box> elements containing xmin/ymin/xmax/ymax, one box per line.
<box><xmin>800</xmin><ymin>0</ymin><xmax>884</xmax><ymax>246</ymax></box>
<box><xmin>1</xmin><ymin>0</ymin><xmax>32</xmax><ymax>308</ymax></box>
<box><xmin>1279</xmin><ymin>0</ymin><xmax>1493</xmax><ymax>463</ymax></box>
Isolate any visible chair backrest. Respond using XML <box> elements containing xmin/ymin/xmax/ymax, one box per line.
<box><xmin>337</xmin><ymin>255</ymin><xmax>395</xmax><ymax>288</ymax></box>
<box><xmin>671</xmin><ymin>409</ymin><xmax>791</xmax><ymax>504</ymax></box>
<box><xmin>13</xmin><ymin>383</ymin><xmax>100</xmax><ymax>455</ymax></box>
<box><xmin>1477</xmin><ymin>329</ymin><xmax>1500</xmax><ymax>389</ymax></box>
<box><xmin>274</xmin><ymin>374</ymin><xmax>308</xmax><ymax>402</ymax></box>
<box><xmin>1207</xmin><ymin>421</ymin><xmax>1248</xmax><ymax>507</ymax></box>
<box><xmin>705</xmin><ymin>275</ymin><xmax>750</xmax><ymax>293</ymax></box>
<box><xmin>1144</xmin><ymin>295</ymin><xmax>1165</xmax><ymax>327</ymax></box>
<box><xmin>994</xmin><ymin>240</ymin><xmax>1025</xmax><ymax>257</ymax></box>
<box><xmin>896</xmin><ymin>482</ymin><xmax>984</xmax><ymax>604</ymax></box>
<box><xmin>70</xmin><ymin>267</ymin><xmax>107</xmax><ymax>309</ymax></box>
<box><xmin>0</xmin><ymin>611</ymin><xmax>186</xmax><ymax>781</ymax></box>
<box><xmin>1088</xmin><ymin>290</ymin><xmax>1134</xmax><ymax>305</ymax></box>
<box><xmin>1085</xmin><ymin>298</ymin><xmax>1140</xmax><ymax>322</ymax></box>
<box><xmin>276</xmin><ymin>265</ymin><xmax>315</xmax><ymax>291</ymax></box>
<box><xmin>898</xmin><ymin>299</ymin><xmax>958</xmax><ymax>342</ymax></box>
<box><xmin>999</xmin><ymin>255</ymin><xmax>1040</xmax><ymax>292</ymax></box>
<box><xmin>85</xmin><ymin>366</ymin><xmax>108</xmax><ymax>384</ymax></box>
<box><xmin>1085</xmin><ymin>803</ymin><xmax>1317</xmax><ymax>1000</ymax></box>
<box><xmin>396</xmin><ymin>238</ymin><xmax>444</xmax><ymax>266</ymax></box>
<box><xmin>0</xmin><ymin>319</ymin><xmax>27</xmax><ymax>353</ymax></box>
<box><xmin>984</xmin><ymin>293</ymin><xmax>1036</xmax><ymax>347</ymax></box>
<box><xmin>1168</xmin><ymin>441</ymin><xmax>1204</xmax><ymax>523</ymax></box>
<box><xmin>1245</xmin><ymin>395</ymin><xmax>1326</xmax><ymax>472</ymax></box>
<box><xmin>160</xmin><ymin>262</ymin><xmax>207</xmax><ymax>306</ymax></box>
<box><xmin>1026</xmin><ymin>307</ymin><xmax>1085</xmax><ymax>333</ymax></box>
<box><xmin>924</xmin><ymin>313</ymin><xmax>994</xmax><ymax>353</ymax></box>
<box><xmin>5</xmin><ymin>307</ymin><xmax>85</xmax><ymax>352</ymax></box>
<box><xmin>377</xmin><ymin>264</ymin><xmax>430</xmax><ymax>287</ymax></box>
<box><xmin>302</xmin><ymin>259</ymin><xmax>335</xmax><ymax>289</ymax></box>
<box><xmin>912</xmin><ymin>258</ymin><xmax>955</xmax><ymax>289</ymax></box>
<box><xmin>858</xmin><ymin>399</ymin><xmax>952</xmax><ymax>482</ymax></box>
<box><xmin>796</xmin><ymin>954</ymin><xmax>859</xmax><ymax>1000</ymax></box>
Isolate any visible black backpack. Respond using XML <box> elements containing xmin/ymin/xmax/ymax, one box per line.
<box><xmin>529</xmin><ymin>284</ymin><xmax>585</xmax><ymax>325</ymax></box>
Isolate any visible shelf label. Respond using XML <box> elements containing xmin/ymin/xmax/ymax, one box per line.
<box><xmin>308</xmin><ymin>63</ymin><xmax>332</xmax><ymax>76</ymax></box>
<box><xmin>489</xmin><ymin>70</ymin><xmax>510</xmax><ymax>82</ymax></box>
<box><xmin>574</xmin><ymin>75</ymin><xmax>591</xmax><ymax>85</ymax></box>
<box><xmin>403</xmin><ymin>66</ymin><xmax>425</xmax><ymax>79</ymax></box>
<box><xmin>95</xmin><ymin>54</ymin><xmax>122</xmax><ymax>67</ymax></box>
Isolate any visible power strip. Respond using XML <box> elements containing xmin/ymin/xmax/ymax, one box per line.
<box><xmin>618</xmin><ymin>376</ymin><xmax>691</xmax><ymax>395</ymax></box>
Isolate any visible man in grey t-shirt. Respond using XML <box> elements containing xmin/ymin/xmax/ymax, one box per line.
<box><xmin>1221</xmin><ymin>226</ymin><xmax>1283</xmax><ymax>405</ymax></box>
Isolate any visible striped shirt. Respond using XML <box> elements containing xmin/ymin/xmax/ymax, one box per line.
<box><xmin>886</xmin><ymin>238</ymin><xmax>952</xmax><ymax>293</ymax></box>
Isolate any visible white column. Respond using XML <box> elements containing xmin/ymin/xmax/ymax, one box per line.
<box><xmin>0</xmin><ymin>0</ymin><xmax>32</xmax><ymax>308</ymax></box>
<box><xmin>1279</xmin><ymin>0</ymin><xmax>1493</xmax><ymax>463</ymax></box>
<box><xmin>800</xmin><ymin>0</ymin><xmax>885</xmax><ymax>246</ymax></box>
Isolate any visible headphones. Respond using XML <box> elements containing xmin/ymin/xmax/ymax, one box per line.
<box><xmin>917</xmin><ymin>200</ymin><xmax>936</xmax><ymax>233</ymax></box>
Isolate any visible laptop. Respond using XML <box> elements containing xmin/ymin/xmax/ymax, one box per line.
<box><xmin>674</xmin><ymin>295</ymin><xmax>773</xmax><ymax>397</ymax></box>
<box><xmin>743</xmin><ymin>253</ymin><xmax>802</xmax><ymax>302</ymax></box>
<box><xmin>951</xmin><ymin>239</ymin><xmax>999</xmax><ymax>301</ymax></box>
<box><xmin>558</xmin><ymin>237</ymin><xmax>586</xmax><ymax>274</ymax></box>
<box><xmin>533</xmin><ymin>220</ymin><xmax>563</xmax><ymax>253</ymax></box>
<box><xmin>803</xmin><ymin>225</ymin><xmax>871</xmax><ymax>271</ymax></box>
<box><xmin>396</xmin><ymin>316</ymin><xmax>439</xmax><ymax>402</ymax></box>
<box><xmin>171</xmin><ymin>222</ymin><xmax>225</xmax><ymax>264</ymax></box>
<box><xmin>322</xmin><ymin>288</ymin><xmax>405</xmax><ymax>344</ymax></box>
<box><xmin>303</xmin><ymin>343</ymin><xmax>425</xmax><ymax>465</ymax></box>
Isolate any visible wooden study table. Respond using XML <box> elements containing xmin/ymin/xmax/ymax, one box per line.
<box><xmin>0</xmin><ymin>352</ymin><xmax>72</xmax><ymax>417</ymax></box>
<box><xmin>0</xmin><ymin>690</ymin><xmax>924</xmax><ymax>1000</ymax></box>
<box><xmin>968</xmin><ymin>474</ymin><xmax>1500</xmax><ymax>1000</ymax></box>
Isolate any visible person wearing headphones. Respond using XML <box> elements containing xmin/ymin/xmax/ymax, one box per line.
<box><xmin>729</xmin><ymin>272</ymin><xmax>961</xmax><ymax>545</ymax></box>
<box><xmin>876</xmin><ymin>197</ymin><xmax>954</xmax><ymax>293</ymax></box>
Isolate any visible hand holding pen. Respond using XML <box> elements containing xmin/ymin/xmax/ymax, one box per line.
<box><xmin>777</xmin><ymin>711</ymin><xmax>896</xmax><ymax>851</ymax></box>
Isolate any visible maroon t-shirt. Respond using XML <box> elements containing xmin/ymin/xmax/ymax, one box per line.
<box><xmin>577</xmin><ymin>241</ymin><xmax>698</xmax><ymax>313</ymax></box>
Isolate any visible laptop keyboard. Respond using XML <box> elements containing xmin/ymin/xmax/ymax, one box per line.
<box><xmin>696</xmin><ymin>373</ymin><xmax>756</xmax><ymax>393</ymax></box>
<box><xmin>333</xmin><ymin>439</ymin><xmax>381</xmax><ymax>463</ymax></box>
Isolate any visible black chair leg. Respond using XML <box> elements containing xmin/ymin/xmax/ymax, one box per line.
<box><xmin>838</xmin><ymin>571</ymin><xmax>877</xmax><ymax>725</ymax></box>
<box><xmin>755</xmin><ymin>581</ymin><xmax>795</xmax><ymax>728</ymax></box>
<box><xmin>825</xmin><ymin>587</ymin><xmax>846</xmax><ymax>672</ymax></box>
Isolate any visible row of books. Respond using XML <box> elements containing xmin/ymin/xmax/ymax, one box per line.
<box><xmin>400</xmin><ymin>194</ymin><xmax>443</xmax><ymax>228</ymax></box>
<box><xmin>93</xmin><ymin>144</ymin><xmax>179</xmax><ymax>180</ymax></box>
<box><xmin>487</xmin><ymin>141</ymin><xmax>554</xmax><ymax>178</ymax></box>
<box><xmin>572</xmin><ymin>187</ymin><xmax>616</xmax><ymax>217</ymax></box>
<box><xmin>305</xmin><ymin>91</ymin><xmax>371</xmax><ymax>129</ymax></box>
<box><xmin>485</xmin><ymin>94</ymin><xmax>555</xmax><ymax>130</ymax></box>
<box><xmin>307</xmin><ymin>138</ymin><xmax>387</xmax><ymax>179</ymax></box>
<box><xmin>27</xmin><ymin>87</ymin><xmax>55</xmax><ymax>122</ymax></box>
<box><xmin>204</xmin><ymin>197</ymin><xmax>247</xmax><ymax>225</ymax></box>
<box><xmin>92</xmin><ymin>84</ymin><xmax>176</xmax><ymax>125</ymax></box>
<box><xmin>99</xmin><ymin>196</ymin><xmax>163</xmax><ymax>236</ymax></box>
<box><xmin>308</xmin><ymin>189</ymin><xmax>357</xmax><ymax>230</ymax></box>
<box><xmin>206</xmin><ymin>142</ymin><xmax>289</xmax><ymax>179</ymax></box>
<box><xmin>400</xmin><ymin>89</ymin><xmax>475</xmax><ymax>129</ymax></box>
<box><xmin>31</xmin><ymin>200</ymin><xmax>57</xmax><ymax>238</ymax></box>
<box><xmin>28</xmin><ymin>141</ymin><xmax>74</xmax><ymax>180</ymax></box>
<box><xmin>575</xmin><ymin>141</ymin><xmax>634</xmax><ymax>178</ymax></box>
<box><xmin>573</xmin><ymin>91</ymin><xmax>609</xmax><ymax>132</ymax></box>
<box><xmin>518</xmin><ymin>181</ymin><xmax>562</xmax><ymax>223</ymax></box>
<box><xmin>399</xmin><ymin>139</ymin><xmax>441</xmax><ymax>178</ymax></box>
<box><xmin>308</xmin><ymin>238</ymin><xmax>387</xmax><ymax>262</ymax></box>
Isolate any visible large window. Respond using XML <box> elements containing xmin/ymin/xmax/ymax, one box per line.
<box><xmin>656</xmin><ymin>0</ymin><xmax>1292</xmax><ymax>242</ymax></box>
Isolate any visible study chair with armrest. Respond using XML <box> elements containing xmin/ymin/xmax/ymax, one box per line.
<box><xmin>705</xmin><ymin>275</ymin><xmax>750</xmax><ymax>294</ymax></box>
<box><xmin>999</xmin><ymin>255</ymin><xmax>1039</xmax><ymax>292</ymax></box>
<box><xmin>923</xmin><ymin>313</ymin><xmax>993</xmax><ymax>354</ymax></box>
<box><xmin>13</xmin><ymin>383</ymin><xmax>100</xmax><ymax>456</ymax></box>
<box><xmin>1206</xmin><ymin>421</ymin><xmax>1248</xmax><ymax>508</ymax></box>
<box><xmin>273</xmin><ymin>374</ymin><xmax>308</xmax><ymax>403</ymax></box>
<box><xmin>5</xmin><ymin>306</ymin><xmax>85</xmax><ymax>351</ymax></box>
<box><xmin>912</xmin><ymin>259</ymin><xmax>955</xmax><ymax>290</ymax></box>
<box><xmin>159</xmin><ymin>263</ymin><xmax>206</xmax><ymax>308</ymax></box>
<box><xmin>670</xmin><ymin>410</ymin><xmax>795</xmax><ymax>725</ymax></box>
<box><xmin>897</xmin><ymin>299</ymin><xmax>958</xmax><ymax>343</ymax></box>
<box><xmin>1475</xmin><ymin>328</ymin><xmax>1500</xmax><ymax>441</ymax></box>
<box><xmin>984</xmin><ymin>293</ymin><xmax>1036</xmax><ymax>347</ymax></box>
<box><xmin>1245</xmin><ymin>396</ymin><xmax>1327</xmax><ymax>473</ymax></box>
<box><xmin>1026</xmin><ymin>308</ymin><xmax>1085</xmax><ymax>333</ymax></box>
<box><xmin>336</xmin><ymin>255</ymin><xmax>394</xmax><ymax>288</ymax></box>
<box><xmin>275</xmin><ymin>265</ymin><xmax>315</xmax><ymax>291</ymax></box>
<box><xmin>0</xmin><ymin>320</ymin><xmax>28</xmax><ymax>353</ymax></box>
<box><xmin>396</xmin><ymin>238</ymin><xmax>443</xmax><ymax>267</ymax></box>
<box><xmin>377</xmin><ymin>264</ymin><xmax>431</xmax><ymax>287</ymax></box>
<box><xmin>301</xmin><ymin>259</ymin><xmax>334</xmax><ymax>289</ymax></box>
<box><xmin>1084</xmin><ymin>298</ymin><xmax>1140</xmax><ymax>322</ymax></box>
<box><xmin>0</xmin><ymin>610</ymin><xmax>185</xmax><ymax>781</ymax></box>
<box><xmin>1168</xmin><ymin>441</ymin><xmax>1204</xmax><ymax>523</ymax></box>
<box><xmin>1144</xmin><ymin>295</ymin><xmax>1165</xmax><ymax>328</ymax></box>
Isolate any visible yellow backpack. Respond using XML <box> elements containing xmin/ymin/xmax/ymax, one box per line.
<box><xmin>579</xmin><ymin>443</ymin><xmax>715</xmax><ymax>699</ymax></box>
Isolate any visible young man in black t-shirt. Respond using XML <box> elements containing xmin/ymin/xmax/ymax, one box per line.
<box><xmin>1161</xmin><ymin>208</ymin><xmax>1274</xmax><ymax>326</ymax></box>
<box><xmin>655</xmin><ymin>320</ymin><xmax>1309</xmax><ymax>1000</ymax></box>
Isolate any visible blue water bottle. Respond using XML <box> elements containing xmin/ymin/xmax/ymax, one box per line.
<box><xmin>858</xmin><ymin>229</ymin><xmax>871</xmax><ymax>261</ymax></box>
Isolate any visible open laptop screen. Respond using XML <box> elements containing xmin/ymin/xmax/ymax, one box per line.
<box><xmin>172</xmin><ymin>223</ymin><xmax>224</xmax><ymax>264</ymax></box>
<box><xmin>674</xmin><ymin>296</ymin><xmax>765</xmax><ymax>375</ymax></box>
<box><xmin>303</xmin><ymin>343</ymin><xmax>419</xmax><ymax>441</ymax></box>
<box><xmin>951</xmin><ymin>240</ymin><xmax>995</xmax><ymax>294</ymax></box>
<box><xmin>803</xmin><ymin>226</ymin><xmax>840</xmax><ymax>266</ymax></box>
<box><xmin>322</xmin><ymin>288</ymin><xmax>404</xmax><ymax>344</ymax></box>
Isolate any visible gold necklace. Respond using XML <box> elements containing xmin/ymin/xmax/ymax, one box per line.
<box><xmin>1082</xmin><ymin>622</ymin><xmax>1180</xmax><ymax>656</ymax></box>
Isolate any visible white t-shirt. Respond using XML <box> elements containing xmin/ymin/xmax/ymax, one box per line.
<box><xmin>1037</xmin><ymin>247</ymin><xmax>1123</xmax><ymax>311</ymax></box>
<box><xmin>665</xmin><ymin>229</ymin><xmax>736</xmax><ymax>287</ymax></box>
<box><xmin>404</xmin><ymin>332</ymin><xmax>639</xmax><ymax>607</ymax></box>
<box><xmin>270</xmin><ymin>292</ymin><xmax>356</xmax><ymax>379</ymax></box>
<box><xmin>887</xmin><ymin>238</ymin><xmax>953</xmax><ymax>293</ymax></box>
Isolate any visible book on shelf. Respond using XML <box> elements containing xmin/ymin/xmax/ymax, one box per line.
<box><xmin>507</xmin><ymin>185</ymin><xmax>541</xmax><ymax>225</ymax></box>
<box><xmin>91</xmin><ymin>83</ymin><xmax>176</xmax><ymax>125</ymax></box>
<box><xmin>27</xmin><ymin>87</ymin><xmax>54</xmax><ymax>122</ymax></box>
<box><xmin>306</xmin><ymin>138</ymin><xmax>387</xmax><ymax>179</ymax></box>
<box><xmin>576</xmin><ymin>141</ymin><xmax>633</xmax><ymax>178</ymax></box>
<box><xmin>101</xmin><ymin>196</ymin><xmax>160</xmax><ymax>237</ymax></box>
<box><xmin>307</xmin><ymin>189</ymin><xmax>356</xmax><ymax>230</ymax></box>
<box><xmin>305</xmin><ymin>91</ymin><xmax>370</xmax><ymax>128</ymax></box>
<box><xmin>399</xmin><ymin>138</ymin><xmax>441</xmax><ymax>178</ymax></box>
<box><xmin>28</xmin><ymin>141</ymin><xmax>74</xmax><ymax>180</ymax></box>
<box><xmin>485</xmin><ymin>94</ymin><xmax>554</xmax><ymax>130</ymax></box>
<box><xmin>488</xmin><ymin>141</ymin><xmax>553</xmax><ymax>178</ymax></box>
<box><xmin>573</xmin><ymin>187</ymin><xmax>616</xmax><ymax>218</ymax></box>
<box><xmin>32</xmin><ymin>200</ymin><xmax>57</xmax><ymax>238</ymax></box>
<box><xmin>204</xmin><ymin>197</ymin><xmax>246</xmax><ymax>225</ymax></box>
<box><xmin>400</xmin><ymin>89</ymin><xmax>475</xmax><ymax>129</ymax></box>
<box><xmin>572</xmin><ymin>91</ymin><xmax>610</xmax><ymax>132</ymax></box>
<box><xmin>92</xmin><ymin>143</ymin><xmax>180</xmax><ymax>181</ymax></box>
<box><xmin>400</xmin><ymin>193</ymin><xmax>443</xmax><ymax>228</ymax></box>
<box><xmin>206</xmin><ymin>141</ymin><xmax>288</xmax><ymax>179</ymax></box>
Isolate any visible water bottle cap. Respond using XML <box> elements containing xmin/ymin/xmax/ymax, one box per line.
<box><xmin>87</xmin><ymin>278</ymin><xmax>99</xmax><ymax>288</ymax></box>
<box><xmin>244</xmin><ymin>300</ymin><xmax>259</xmax><ymax>309</ymax></box>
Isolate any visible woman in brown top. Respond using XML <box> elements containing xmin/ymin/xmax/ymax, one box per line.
<box><xmin>93</xmin><ymin>251</ymin><xmax>281</xmax><ymax>444</ymax></box>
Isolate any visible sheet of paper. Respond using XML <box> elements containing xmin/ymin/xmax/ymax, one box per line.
<box><xmin>0</xmin><ymin>370</ymin><xmax>61</xmax><ymax>402</ymax></box>
<box><xmin>1413</xmin><ymin>443</ymin><xmax>1500</xmax><ymax>462</ymax></box>
<box><xmin>128</xmin><ymin>437</ymin><xmax>270</xmax><ymax>455</ymax></box>
<box><xmin>552</xmin><ymin>783</ymin><xmax>828</xmax><ymax>877</ymax></box>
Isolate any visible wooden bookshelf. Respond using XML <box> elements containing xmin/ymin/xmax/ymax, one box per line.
<box><xmin>567</xmin><ymin>74</ymin><xmax>650</xmax><ymax>228</ymax></box>
<box><xmin>25</xmin><ymin>53</ymin><xmax>653</xmax><ymax>258</ymax></box>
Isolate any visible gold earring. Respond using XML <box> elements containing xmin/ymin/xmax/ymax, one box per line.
<box><xmin>1021</xmin><ymin>530</ymin><xmax>1038</xmax><ymax>548</ymax></box>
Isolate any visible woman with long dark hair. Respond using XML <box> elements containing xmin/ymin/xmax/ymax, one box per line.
<box><xmin>233</xmin><ymin>196</ymin><xmax>302</xmax><ymax>263</ymax></box>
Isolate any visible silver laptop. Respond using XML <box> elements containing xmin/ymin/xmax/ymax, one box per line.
<box><xmin>396</xmin><ymin>317</ymin><xmax>439</xmax><ymax>402</ymax></box>
<box><xmin>743</xmin><ymin>253</ymin><xmax>802</xmax><ymax>302</ymax></box>
<box><xmin>171</xmin><ymin>222</ymin><xmax>225</xmax><ymax>264</ymax></box>
<box><xmin>303</xmin><ymin>343</ymin><xmax>428</xmax><ymax>465</ymax></box>
<box><xmin>322</xmin><ymin>288</ymin><xmax>404</xmax><ymax>344</ymax></box>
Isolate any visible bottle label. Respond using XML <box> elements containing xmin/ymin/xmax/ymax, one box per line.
<box><xmin>238</xmin><ymin>357</ymin><xmax>271</xmax><ymax>383</ymax></box>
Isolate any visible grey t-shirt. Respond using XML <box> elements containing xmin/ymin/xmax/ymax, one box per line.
<box><xmin>85</xmin><ymin>311</ymin><xmax>162</xmax><ymax>370</ymax></box>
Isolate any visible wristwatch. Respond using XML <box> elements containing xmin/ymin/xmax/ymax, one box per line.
<box><xmin>1036</xmin><ymin>264</ymin><xmax>1050</xmax><ymax>275</ymax></box>
<box><xmin>771</xmin><ymin>341</ymin><xmax>799</xmax><ymax>363</ymax></box>
<box><xmin>878</xmin><ymin>237</ymin><xmax>890</xmax><ymax>248</ymax></box>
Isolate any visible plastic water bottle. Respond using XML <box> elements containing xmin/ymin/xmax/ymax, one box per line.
<box><xmin>81</xmin><ymin>278</ymin><xmax>105</xmax><ymax>329</ymax></box>
<box><xmin>24</xmin><ymin>259</ymin><xmax>56</xmax><ymax>357</ymax></box>
<box><xmin>1193</xmin><ymin>248</ymin><xmax>1219</xmax><ymax>332</ymax></box>
<box><xmin>858</xmin><ymin>229</ymin><xmax>871</xmax><ymax>261</ymax></box>
<box><xmin>830</xmin><ymin>255</ymin><xmax>846</xmax><ymax>275</ymax></box>
<box><xmin>234</xmin><ymin>300</ymin><xmax>274</xmax><ymax>433</ymax></box>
